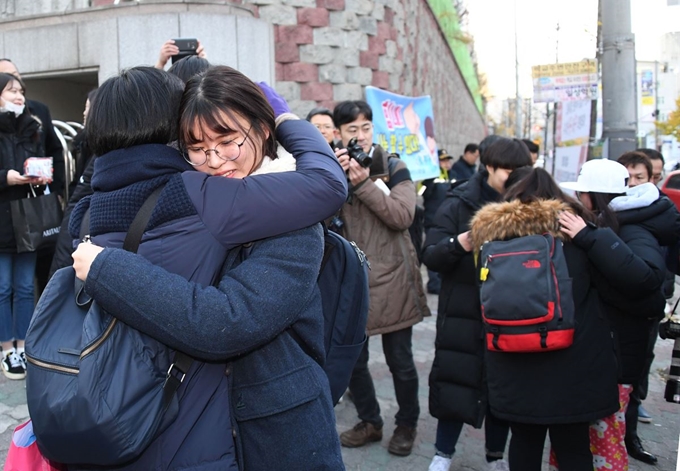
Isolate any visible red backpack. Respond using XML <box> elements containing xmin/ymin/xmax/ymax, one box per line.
<box><xmin>478</xmin><ymin>233</ymin><xmax>575</xmax><ymax>353</ymax></box>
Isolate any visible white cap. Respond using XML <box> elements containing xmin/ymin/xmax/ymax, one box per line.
<box><xmin>559</xmin><ymin>159</ymin><xmax>629</xmax><ymax>194</ymax></box>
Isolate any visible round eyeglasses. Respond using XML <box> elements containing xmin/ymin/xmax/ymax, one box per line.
<box><xmin>183</xmin><ymin>127</ymin><xmax>252</xmax><ymax>167</ymax></box>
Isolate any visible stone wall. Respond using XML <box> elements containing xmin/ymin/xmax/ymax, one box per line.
<box><xmin>245</xmin><ymin>0</ymin><xmax>486</xmax><ymax>150</ymax></box>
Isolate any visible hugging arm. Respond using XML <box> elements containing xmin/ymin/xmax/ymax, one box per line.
<box><xmin>84</xmin><ymin>226</ymin><xmax>324</xmax><ymax>361</ymax></box>
<box><xmin>184</xmin><ymin>119</ymin><xmax>347</xmax><ymax>248</ymax></box>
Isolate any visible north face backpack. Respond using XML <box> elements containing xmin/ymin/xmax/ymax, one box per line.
<box><xmin>478</xmin><ymin>233</ymin><xmax>575</xmax><ymax>353</ymax></box>
<box><xmin>25</xmin><ymin>186</ymin><xmax>194</xmax><ymax>465</ymax></box>
<box><xmin>237</xmin><ymin>225</ymin><xmax>369</xmax><ymax>405</ymax></box>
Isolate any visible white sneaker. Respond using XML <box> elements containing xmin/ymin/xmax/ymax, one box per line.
<box><xmin>487</xmin><ymin>459</ymin><xmax>509</xmax><ymax>471</ymax></box>
<box><xmin>428</xmin><ymin>455</ymin><xmax>452</xmax><ymax>471</ymax></box>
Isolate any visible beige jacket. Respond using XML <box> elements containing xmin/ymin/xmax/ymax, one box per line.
<box><xmin>339</xmin><ymin>148</ymin><xmax>430</xmax><ymax>336</ymax></box>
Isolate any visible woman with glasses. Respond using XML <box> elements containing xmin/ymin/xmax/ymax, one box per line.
<box><xmin>66</xmin><ymin>66</ymin><xmax>346</xmax><ymax>470</ymax></box>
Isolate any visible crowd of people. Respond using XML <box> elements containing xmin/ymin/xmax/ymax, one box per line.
<box><xmin>0</xmin><ymin>39</ymin><xmax>677</xmax><ymax>471</ymax></box>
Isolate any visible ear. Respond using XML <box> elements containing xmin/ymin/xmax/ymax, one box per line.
<box><xmin>334</xmin><ymin>128</ymin><xmax>341</xmax><ymax>141</ymax></box>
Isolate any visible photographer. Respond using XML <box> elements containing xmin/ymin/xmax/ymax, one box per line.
<box><xmin>332</xmin><ymin>100</ymin><xmax>430</xmax><ymax>457</ymax></box>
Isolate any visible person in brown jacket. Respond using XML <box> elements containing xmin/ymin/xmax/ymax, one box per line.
<box><xmin>332</xmin><ymin>100</ymin><xmax>430</xmax><ymax>457</ymax></box>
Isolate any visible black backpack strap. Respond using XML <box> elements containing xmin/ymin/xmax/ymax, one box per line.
<box><xmin>79</xmin><ymin>208</ymin><xmax>91</xmax><ymax>241</ymax></box>
<box><xmin>123</xmin><ymin>186</ymin><xmax>165</xmax><ymax>253</ymax></box>
<box><xmin>386</xmin><ymin>156</ymin><xmax>412</xmax><ymax>190</ymax></box>
<box><xmin>117</xmin><ymin>184</ymin><xmax>194</xmax><ymax>408</ymax></box>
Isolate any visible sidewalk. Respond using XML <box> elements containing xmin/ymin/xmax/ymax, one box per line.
<box><xmin>1</xmin><ymin>287</ymin><xmax>679</xmax><ymax>470</ymax></box>
<box><xmin>336</xmin><ymin>287</ymin><xmax>680</xmax><ymax>471</ymax></box>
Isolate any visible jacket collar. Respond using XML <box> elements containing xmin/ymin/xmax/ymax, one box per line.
<box><xmin>610</xmin><ymin>183</ymin><xmax>659</xmax><ymax>212</ymax></box>
<box><xmin>449</xmin><ymin>170</ymin><xmax>497</xmax><ymax>210</ymax></box>
<box><xmin>470</xmin><ymin>199</ymin><xmax>570</xmax><ymax>249</ymax></box>
<box><xmin>92</xmin><ymin>144</ymin><xmax>193</xmax><ymax>192</ymax></box>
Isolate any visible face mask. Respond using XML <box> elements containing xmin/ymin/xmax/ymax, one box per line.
<box><xmin>1</xmin><ymin>101</ymin><xmax>25</xmax><ymax>117</ymax></box>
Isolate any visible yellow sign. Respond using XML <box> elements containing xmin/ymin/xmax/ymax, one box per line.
<box><xmin>531</xmin><ymin>60</ymin><xmax>598</xmax><ymax>79</ymax></box>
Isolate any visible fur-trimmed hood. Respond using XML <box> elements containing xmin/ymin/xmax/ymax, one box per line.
<box><xmin>470</xmin><ymin>199</ymin><xmax>572</xmax><ymax>250</ymax></box>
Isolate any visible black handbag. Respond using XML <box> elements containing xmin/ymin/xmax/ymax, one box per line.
<box><xmin>10</xmin><ymin>186</ymin><xmax>63</xmax><ymax>253</ymax></box>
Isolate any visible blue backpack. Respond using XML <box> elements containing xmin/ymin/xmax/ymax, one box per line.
<box><xmin>24</xmin><ymin>186</ymin><xmax>194</xmax><ymax>465</ymax></box>
<box><xmin>238</xmin><ymin>225</ymin><xmax>369</xmax><ymax>405</ymax></box>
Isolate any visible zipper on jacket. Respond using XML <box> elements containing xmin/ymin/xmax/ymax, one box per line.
<box><xmin>25</xmin><ymin>355</ymin><xmax>79</xmax><ymax>375</ymax></box>
<box><xmin>81</xmin><ymin>318</ymin><xmax>118</xmax><ymax>360</ymax></box>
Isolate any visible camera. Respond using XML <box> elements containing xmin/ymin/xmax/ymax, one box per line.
<box><xmin>659</xmin><ymin>301</ymin><xmax>680</xmax><ymax>403</ymax></box>
<box><xmin>329</xmin><ymin>216</ymin><xmax>344</xmax><ymax>234</ymax></box>
<box><xmin>346</xmin><ymin>137</ymin><xmax>372</xmax><ymax>168</ymax></box>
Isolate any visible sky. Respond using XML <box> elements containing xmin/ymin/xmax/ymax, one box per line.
<box><xmin>466</xmin><ymin>0</ymin><xmax>680</xmax><ymax>110</ymax></box>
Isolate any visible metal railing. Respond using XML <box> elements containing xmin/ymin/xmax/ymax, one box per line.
<box><xmin>51</xmin><ymin>120</ymin><xmax>81</xmax><ymax>202</ymax></box>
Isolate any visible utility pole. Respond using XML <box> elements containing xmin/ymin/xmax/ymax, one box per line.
<box><xmin>514</xmin><ymin>0</ymin><xmax>522</xmax><ymax>138</ymax></box>
<box><xmin>601</xmin><ymin>0</ymin><xmax>637</xmax><ymax>159</ymax></box>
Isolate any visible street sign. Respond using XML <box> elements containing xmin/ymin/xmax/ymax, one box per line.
<box><xmin>532</xmin><ymin>60</ymin><xmax>598</xmax><ymax>103</ymax></box>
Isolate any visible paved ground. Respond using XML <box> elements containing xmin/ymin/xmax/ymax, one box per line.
<box><xmin>1</xmin><ymin>275</ymin><xmax>679</xmax><ymax>470</ymax></box>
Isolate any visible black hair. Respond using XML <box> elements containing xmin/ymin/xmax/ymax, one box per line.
<box><xmin>637</xmin><ymin>148</ymin><xmax>664</xmax><ymax>165</ymax></box>
<box><xmin>478</xmin><ymin>134</ymin><xmax>503</xmax><ymax>160</ymax></box>
<box><xmin>87</xmin><ymin>88</ymin><xmax>98</xmax><ymax>103</ymax></box>
<box><xmin>504</xmin><ymin>166</ymin><xmax>533</xmax><ymax>190</ymax></box>
<box><xmin>588</xmin><ymin>192</ymin><xmax>621</xmax><ymax>233</ymax></box>
<box><xmin>180</xmin><ymin>65</ymin><xmax>277</xmax><ymax>172</ymax></box>
<box><xmin>504</xmin><ymin>167</ymin><xmax>595</xmax><ymax>223</ymax></box>
<box><xmin>617</xmin><ymin>151</ymin><xmax>652</xmax><ymax>180</ymax></box>
<box><xmin>306</xmin><ymin>107</ymin><xmax>333</xmax><ymax>122</ymax></box>
<box><xmin>167</xmin><ymin>56</ymin><xmax>211</xmax><ymax>84</ymax></box>
<box><xmin>480</xmin><ymin>137</ymin><xmax>533</xmax><ymax>170</ymax></box>
<box><xmin>521</xmin><ymin>139</ymin><xmax>539</xmax><ymax>154</ymax></box>
<box><xmin>0</xmin><ymin>73</ymin><xmax>24</xmax><ymax>95</ymax></box>
<box><xmin>87</xmin><ymin>66</ymin><xmax>185</xmax><ymax>156</ymax></box>
<box><xmin>464</xmin><ymin>143</ymin><xmax>479</xmax><ymax>154</ymax></box>
<box><xmin>333</xmin><ymin>100</ymin><xmax>373</xmax><ymax>128</ymax></box>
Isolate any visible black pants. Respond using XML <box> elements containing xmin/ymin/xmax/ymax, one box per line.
<box><xmin>348</xmin><ymin>326</ymin><xmax>420</xmax><ymax>428</ymax></box>
<box><xmin>625</xmin><ymin>319</ymin><xmax>660</xmax><ymax>440</ymax></box>
<box><xmin>509</xmin><ymin>422</ymin><xmax>592</xmax><ymax>471</ymax></box>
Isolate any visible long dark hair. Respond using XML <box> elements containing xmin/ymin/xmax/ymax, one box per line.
<box><xmin>587</xmin><ymin>192</ymin><xmax>621</xmax><ymax>232</ymax></box>
<box><xmin>179</xmin><ymin>66</ymin><xmax>277</xmax><ymax>174</ymax></box>
<box><xmin>504</xmin><ymin>167</ymin><xmax>596</xmax><ymax>223</ymax></box>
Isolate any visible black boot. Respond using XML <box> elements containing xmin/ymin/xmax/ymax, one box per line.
<box><xmin>625</xmin><ymin>435</ymin><xmax>658</xmax><ymax>464</ymax></box>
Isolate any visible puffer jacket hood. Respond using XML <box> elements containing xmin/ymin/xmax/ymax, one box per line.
<box><xmin>614</xmin><ymin>193</ymin><xmax>680</xmax><ymax>247</ymax></box>
<box><xmin>470</xmin><ymin>199</ymin><xmax>570</xmax><ymax>250</ymax></box>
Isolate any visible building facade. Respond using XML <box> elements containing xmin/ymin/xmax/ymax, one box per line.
<box><xmin>0</xmin><ymin>0</ymin><xmax>485</xmax><ymax>153</ymax></box>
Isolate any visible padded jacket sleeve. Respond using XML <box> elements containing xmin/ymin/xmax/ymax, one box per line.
<box><xmin>183</xmin><ymin>119</ymin><xmax>347</xmax><ymax>249</ymax></box>
<box><xmin>573</xmin><ymin>225</ymin><xmax>666</xmax><ymax>297</ymax></box>
<box><xmin>421</xmin><ymin>197</ymin><xmax>469</xmax><ymax>273</ymax></box>
<box><xmin>84</xmin><ymin>225</ymin><xmax>324</xmax><ymax>361</ymax></box>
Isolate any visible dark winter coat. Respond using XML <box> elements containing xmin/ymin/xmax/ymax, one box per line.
<box><xmin>421</xmin><ymin>170</ymin><xmax>501</xmax><ymax>427</ymax></box>
<box><xmin>83</xmin><ymin>226</ymin><xmax>345</xmax><ymax>471</ymax></box>
<box><xmin>586</xmin><ymin>188</ymin><xmax>679</xmax><ymax>384</ymax></box>
<box><xmin>450</xmin><ymin>157</ymin><xmax>476</xmax><ymax>182</ymax></box>
<box><xmin>50</xmin><ymin>154</ymin><xmax>97</xmax><ymax>278</ymax></box>
<box><xmin>0</xmin><ymin>110</ymin><xmax>45</xmax><ymax>253</ymax></box>
<box><xmin>70</xmin><ymin>118</ymin><xmax>346</xmax><ymax>471</ymax></box>
<box><xmin>27</xmin><ymin>99</ymin><xmax>64</xmax><ymax>197</ymax></box>
<box><xmin>422</xmin><ymin>169</ymin><xmax>452</xmax><ymax>228</ymax></box>
<box><xmin>469</xmin><ymin>199</ymin><xmax>619</xmax><ymax>424</ymax></box>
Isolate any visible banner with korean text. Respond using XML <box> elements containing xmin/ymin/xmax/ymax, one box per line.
<box><xmin>365</xmin><ymin>86</ymin><xmax>440</xmax><ymax>181</ymax></box>
<box><xmin>532</xmin><ymin>60</ymin><xmax>598</xmax><ymax>103</ymax></box>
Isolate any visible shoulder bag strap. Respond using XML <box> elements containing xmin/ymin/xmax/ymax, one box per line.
<box><xmin>117</xmin><ymin>184</ymin><xmax>194</xmax><ymax>406</ymax></box>
<box><xmin>123</xmin><ymin>185</ymin><xmax>165</xmax><ymax>253</ymax></box>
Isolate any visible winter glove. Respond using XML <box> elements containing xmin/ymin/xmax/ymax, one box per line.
<box><xmin>258</xmin><ymin>82</ymin><xmax>291</xmax><ymax>118</ymax></box>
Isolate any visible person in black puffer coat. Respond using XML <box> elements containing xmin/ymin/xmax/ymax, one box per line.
<box><xmin>0</xmin><ymin>73</ymin><xmax>48</xmax><ymax>381</ymax></box>
<box><xmin>422</xmin><ymin>137</ymin><xmax>531</xmax><ymax>470</ymax></box>
<box><xmin>560</xmin><ymin>158</ymin><xmax>674</xmax><ymax>469</ymax></box>
<box><xmin>470</xmin><ymin>168</ymin><xmax>622</xmax><ymax>470</ymax></box>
